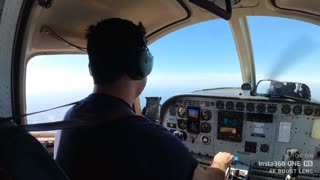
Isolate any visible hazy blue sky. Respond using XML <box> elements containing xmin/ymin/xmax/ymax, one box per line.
<box><xmin>26</xmin><ymin>16</ymin><xmax>320</xmax><ymax>123</ymax></box>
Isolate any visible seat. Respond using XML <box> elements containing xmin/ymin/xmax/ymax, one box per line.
<box><xmin>0</xmin><ymin>121</ymin><xmax>69</xmax><ymax>180</ymax></box>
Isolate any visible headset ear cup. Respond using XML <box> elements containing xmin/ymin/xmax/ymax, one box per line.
<box><xmin>139</xmin><ymin>48</ymin><xmax>153</xmax><ymax>77</ymax></box>
<box><xmin>127</xmin><ymin>48</ymin><xmax>153</xmax><ymax>80</ymax></box>
<box><xmin>88</xmin><ymin>64</ymin><xmax>93</xmax><ymax>76</ymax></box>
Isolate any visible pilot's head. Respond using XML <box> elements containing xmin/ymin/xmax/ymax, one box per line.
<box><xmin>85</xmin><ymin>18</ymin><xmax>153</xmax><ymax>94</ymax></box>
<box><xmin>267</xmin><ymin>81</ymin><xmax>284</xmax><ymax>95</ymax></box>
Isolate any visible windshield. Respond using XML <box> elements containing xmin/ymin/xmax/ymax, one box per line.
<box><xmin>256</xmin><ymin>79</ymin><xmax>311</xmax><ymax>101</ymax></box>
<box><xmin>140</xmin><ymin>19</ymin><xmax>242</xmax><ymax>106</ymax></box>
<box><xmin>26</xmin><ymin>17</ymin><xmax>320</xmax><ymax>126</ymax></box>
<box><xmin>248</xmin><ymin>16</ymin><xmax>320</xmax><ymax>100</ymax></box>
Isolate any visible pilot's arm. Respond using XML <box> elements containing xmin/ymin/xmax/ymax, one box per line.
<box><xmin>193</xmin><ymin>152</ymin><xmax>234</xmax><ymax>180</ymax></box>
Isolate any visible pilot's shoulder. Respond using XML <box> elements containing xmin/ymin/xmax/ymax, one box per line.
<box><xmin>127</xmin><ymin>115</ymin><xmax>185</xmax><ymax>143</ymax></box>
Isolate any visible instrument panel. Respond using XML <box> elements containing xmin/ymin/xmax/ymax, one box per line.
<box><xmin>160</xmin><ymin>93</ymin><xmax>320</xmax><ymax>179</ymax></box>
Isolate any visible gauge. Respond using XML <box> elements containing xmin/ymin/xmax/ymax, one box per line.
<box><xmin>200</xmin><ymin>122</ymin><xmax>212</xmax><ymax>133</ymax></box>
<box><xmin>166</xmin><ymin>122</ymin><xmax>176</xmax><ymax>129</ymax></box>
<box><xmin>281</xmin><ymin>104</ymin><xmax>291</xmax><ymax>114</ymax></box>
<box><xmin>293</xmin><ymin>105</ymin><xmax>302</xmax><ymax>115</ymax></box>
<box><xmin>236</xmin><ymin>102</ymin><xmax>244</xmax><ymax>111</ymax></box>
<box><xmin>169</xmin><ymin>105</ymin><xmax>176</xmax><ymax>116</ymax></box>
<box><xmin>177</xmin><ymin>107</ymin><xmax>186</xmax><ymax>117</ymax></box>
<box><xmin>246</xmin><ymin>103</ymin><xmax>255</xmax><ymax>112</ymax></box>
<box><xmin>187</xmin><ymin>119</ymin><xmax>200</xmax><ymax>134</ymax></box>
<box><xmin>173</xmin><ymin>130</ymin><xmax>187</xmax><ymax>141</ymax></box>
<box><xmin>201</xmin><ymin>109</ymin><xmax>212</xmax><ymax>120</ymax></box>
<box><xmin>201</xmin><ymin>136</ymin><xmax>211</xmax><ymax>144</ymax></box>
<box><xmin>216</xmin><ymin>101</ymin><xmax>224</xmax><ymax>109</ymax></box>
<box><xmin>177</xmin><ymin>119</ymin><xmax>187</xmax><ymax>130</ymax></box>
<box><xmin>256</xmin><ymin>103</ymin><xmax>266</xmax><ymax>113</ymax></box>
<box><xmin>226</xmin><ymin>101</ymin><xmax>234</xmax><ymax>110</ymax></box>
<box><xmin>304</xmin><ymin>106</ymin><xmax>313</xmax><ymax>115</ymax></box>
<box><xmin>260</xmin><ymin>144</ymin><xmax>269</xmax><ymax>153</ymax></box>
<box><xmin>267</xmin><ymin>105</ymin><xmax>277</xmax><ymax>113</ymax></box>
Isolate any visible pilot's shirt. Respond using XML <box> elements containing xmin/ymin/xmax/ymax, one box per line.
<box><xmin>55</xmin><ymin>93</ymin><xmax>198</xmax><ymax>180</ymax></box>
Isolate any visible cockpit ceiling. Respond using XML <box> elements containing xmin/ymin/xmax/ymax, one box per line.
<box><xmin>274</xmin><ymin>0</ymin><xmax>320</xmax><ymax>16</ymax></box>
<box><xmin>26</xmin><ymin>0</ymin><xmax>320</xmax><ymax>57</ymax></box>
<box><xmin>27</xmin><ymin>0</ymin><xmax>259</xmax><ymax>56</ymax></box>
<box><xmin>29</xmin><ymin>0</ymin><xmax>190</xmax><ymax>56</ymax></box>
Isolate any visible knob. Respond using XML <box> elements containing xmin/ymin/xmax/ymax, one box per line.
<box><xmin>201</xmin><ymin>136</ymin><xmax>210</xmax><ymax>144</ymax></box>
<box><xmin>260</xmin><ymin>144</ymin><xmax>269</xmax><ymax>153</ymax></box>
<box><xmin>173</xmin><ymin>130</ymin><xmax>187</xmax><ymax>141</ymax></box>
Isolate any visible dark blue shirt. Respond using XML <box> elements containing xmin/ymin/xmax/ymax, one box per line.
<box><xmin>56</xmin><ymin>93</ymin><xmax>198</xmax><ymax>180</ymax></box>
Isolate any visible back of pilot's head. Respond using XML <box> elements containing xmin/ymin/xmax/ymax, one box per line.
<box><xmin>86</xmin><ymin>18</ymin><xmax>148</xmax><ymax>84</ymax></box>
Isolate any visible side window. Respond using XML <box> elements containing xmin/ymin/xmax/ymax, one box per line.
<box><xmin>26</xmin><ymin>55</ymin><xmax>93</xmax><ymax>125</ymax></box>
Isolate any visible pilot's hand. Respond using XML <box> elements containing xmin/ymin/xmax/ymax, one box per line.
<box><xmin>211</xmin><ymin>152</ymin><xmax>234</xmax><ymax>172</ymax></box>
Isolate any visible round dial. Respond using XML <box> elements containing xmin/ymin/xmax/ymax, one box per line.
<box><xmin>236</xmin><ymin>102</ymin><xmax>245</xmax><ymax>111</ymax></box>
<box><xmin>177</xmin><ymin>119</ymin><xmax>187</xmax><ymax>130</ymax></box>
<box><xmin>169</xmin><ymin>105</ymin><xmax>177</xmax><ymax>116</ymax></box>
<box><xmin>200</xmin><ymin>122</ymin><xmax>212</xmax><ymax>133</ymax></box>
<box><xmin>260</xmin><ymin>144</ymin><xmax>269</xmax><ymax>153</ymax></box>
<box><xmin>173</xmin><ymin>130</ymin><xmax>187</xmax><ymax>141</ymax></box>
<box><xmin>177</xmin><ymin>107</ymin><xmax>187</xmax><ymax>117</ymax></box>
<box><xmin>256</xmin><ymin>103</ymin><xmax>266</xmax><ymax>112</ymax></box>
<box><xmin>187</xmin><ymin>121</ymin><xmax>200</xmax><ymax>134</ymax></box>
<box><xmin>293</xmin><ymin>105</ymin><xmax>302</xmax><ymax>115</ymax></box>
<box><xmin>226</xmin><ymin>101</ymin><xmax>234</xmax><ymax>110</ymax></box>
<box><xmin>246</xmin><ymin>103</ymin><xmax>255</xmax><ymax>112</ymax></box>
<box><xmin>267</xmin><ymin>105</ymin><xmax>277</xmax><ymax>113</ymax></box>
<box><xmin>201</xmin><ymin>136</ymin><xmax>211</xmax><ymax>144</ymax></box>
<box><xmin>281</xmin><ymin>105</ymin><xmax>291</xmax><ymax>114</ymax></box>
<box><xmin>201</xmin><ymin>109</ymin><xmax>212</xmax><ymax>120</ymax></box>
<box><xmin>216</xmin><ymin>101</ymin><xmax>224</xmax><ymax>109</ymax></box>
<box><xmin>304</xmin><ymin>106</ymin><xmax>313</xmax><ymax>115</ymax></box>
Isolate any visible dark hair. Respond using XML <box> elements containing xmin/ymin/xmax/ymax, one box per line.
<box><xmin>86</xmin><ymin>18</ymin><xmax>146</xmax><ymax>84</ymax></box>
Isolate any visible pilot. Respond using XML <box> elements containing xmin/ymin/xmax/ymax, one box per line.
<box><xmin>299</xmin><ymin>84</ymin><xmax>311</xmax><ymax>100</ymax></box>
<box><xmin>282</xmin><ymin>82</ymin><xmax>298</xmax><ymax>97</ymax></box>
<box><xmin>55</xmin><ymin>18</ymin><xmax>233</xmax><ymax>180</ymax></box>
<box><xmin>267</xmin><ymin>81</ymin><xmax>284</xmax><ymax>95</ymax></box>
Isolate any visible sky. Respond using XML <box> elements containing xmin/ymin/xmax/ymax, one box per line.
<box><xmin>26</xmin><ymin>16</ymin><xmax>320</xmax><ymax>123</ymax></box>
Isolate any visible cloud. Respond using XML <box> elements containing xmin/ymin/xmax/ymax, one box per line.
<box><xmin>147</xmin><ymin>73</ymin><xmax>243</xmax><ymax>88</ymax></box>
<box><xmin>26</xmin><ymin>70</ymin><xmax>93</xmax><ymax>94</ymax></box>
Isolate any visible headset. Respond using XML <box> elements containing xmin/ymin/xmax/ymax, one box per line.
<box><xmin>88</xmin><ymin>37</ymin><xmax>153</xmax><ymax>81</ymax></box>
<box><xmin>126</xmin><ymin>46</ymin><xmax>154</xmax><ymax>80</ymax></box>
<box><xmin>125</xmin><ymin>38</ymin><xmax>154</xmax><ymax>80</ymax></box>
